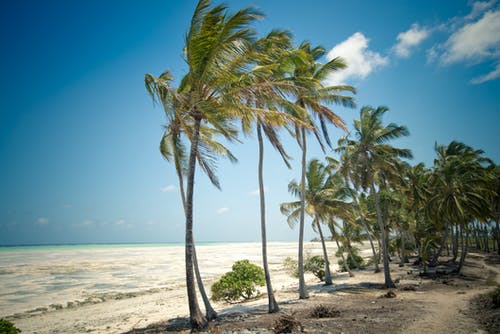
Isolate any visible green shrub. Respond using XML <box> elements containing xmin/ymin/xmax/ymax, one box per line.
<box><xmin>337</xmin><ymin>249</ymin><xmax>364</xmax><ymax>272</ymax></box>
<box><xmin>283</xmin><ymin>255</ymin><xmax>326</xmax><ymax>281</ymax></box>
<box><xmin>304</xmin><ymin>255</ymin><xmax>325</xmax><ymax>281</ymax></box>
<box><xmin>211</xmin><ymin>260</ymin><xmax>265</xmax><ymax>302</ymax></box>
<box><xmin>0</xmin><ymin>319</ymin><xmax>21</xmax><ymax>334</ymax></box>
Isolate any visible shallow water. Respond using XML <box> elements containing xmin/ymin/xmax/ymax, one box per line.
<box><xmin>0</xmin><ymin>243</ymin><xmax>187</xmax><ymax>317</ymax></box>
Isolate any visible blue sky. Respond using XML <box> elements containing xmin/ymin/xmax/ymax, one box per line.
<box><xmin>0</xmin><ymin>0</ymin><xmax>499</xmax><ymax>245</ymax></box>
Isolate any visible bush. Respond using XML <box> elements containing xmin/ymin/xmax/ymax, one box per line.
<box><xmin>273</xmin><ymin>314</ymin><xmax>302</xmax><ymax>334</ymax></box>
<box><xmin>304</xmin><ymin>255</ymin><xmax>325</xmax><ymax>281</ymax></box>
<box><xmin>0</xmin><ymin>319</ymin><xmax>21</xmax><ymax>334</ymax></box>
<box><xmin>309</xmin><ymin>304</ymin><xmax>340</xmax><ymax>318</ymax></box>
<box><xmin>283</xmin><ymin>255</ymin><xmax>326</xmax><ymax>281</ymax></box>
<box><xmin>211</xmin><ymin>260</ymin><xmax>265</xmax><ymax>302</ymax></box>
<box><xmin>336</xmin><ymin>247</ymin><xmax>364</xmax><ymax>272</ymax></box>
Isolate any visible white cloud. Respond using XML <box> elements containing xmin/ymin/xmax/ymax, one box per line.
<box><xmin>466</xmin><ymin>0</ymin><xmax>496</xmax><ymax>20</ymax></box>
<box><xmin>160</xmin><ymin>185</ymin><xmax>176</xmax><ymax>192</ymax></box>
<box><xmin>393</xmin><ymin>23</ymin><xmax>430</xmax><ymax>57</ymax></box>
<box><xmin>427</xmin><ymin>3</ymin><xmax>500</xmax><ymax>84</ymax></box>
<box><xmin>440</xmin><ymin>10</ymin><xmax>500</xmax><ymax>65</ymax></box>
<box><xmin>37</xmin><ymin>217</ymin><xmax>49</xmax><ymax>225</ymax></box>
<box><xmin>216</xmin><ymin>207</ymin><xmax>229</xmax><ymax>214</ymax></box>
<box><xmin>470</xmin><ymin>63</ymin><xmax>500</xmax><ymax>83</ymax></box>
<box><xmin>325</xmin><ymin>32</ymin><xmax>388</xmax><ymax>85</ymax></box>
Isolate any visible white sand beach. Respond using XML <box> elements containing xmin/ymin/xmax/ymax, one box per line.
<box><xmin>1</xmin><ymin>241</ymin><xmax>357</xmax><ymax>334</ymax></box>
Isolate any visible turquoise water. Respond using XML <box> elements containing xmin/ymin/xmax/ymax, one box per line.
<box><xmin>0</xmin><ymin>243</ymin><xmax>185</xmax><ymax>253</ymax></box>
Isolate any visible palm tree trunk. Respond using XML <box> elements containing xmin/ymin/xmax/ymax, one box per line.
<box><xmin>455</xmin><ymin>223</ymin><xmax>470</xmax><ymax>274</ymax></box>
<box><xmin>185</xmin><ymin>116</ymin><xmax>207</xmax><ymax>329</ymax></box>
<box><xmin>315</xmin><ymin>218</ymin><xmax>332</xmax><ymax>285</ymax></box>
<box><xmin>452</xmin><ymin>225</ymin><xmax>459</xmax><ymax>262</ymax></box>
<box><xmin>176</xmin><ymin>160</ymin><xmax>216</xmax><ymax>321</ymax></box>
<box><xmin>298</xmin><ymin>127</ymin><xmax>309</xmax><ymax>299</ymax></box>
<box><xmin>399</xmin><ymin>230</ymin><xmax>406</xmax><ymax>267</ymax></box>
<box><xmin>496</xmin><ymin>221</ymin><xmax>500</xmax><ymax>255</ymax></box>
<box><xmin>350</xmin><ymin>190</ymin><xmax>379</xmax><ymax>272</ymax></box>
<box><xmin>332</xmin><ymin>229</ymin><xmax>353</xmax><ymax>277</ymax></box>
<box><xmin>257</xmin><ymin>122</ymin><xmax>279</xmax><ymax>313</ymax></box>
<box><xmin>370</xmin><ymin>179</ymin><xmax>395</xmax><ymax>288</ymax></box>
<box><xmin>483</xmin><ymin>225</ymin><xmax>490</xmax><ymax>253</ymax></box>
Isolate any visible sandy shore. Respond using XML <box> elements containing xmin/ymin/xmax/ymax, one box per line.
<box><xmin>4</xmin><ymin>241</ymin><xmax>345</xmax><ymax>334</ymax></box>
<box><xmin>5</xmin><ymin>242</ymin><xmax>500</xmax><ymax>334</ymax></box>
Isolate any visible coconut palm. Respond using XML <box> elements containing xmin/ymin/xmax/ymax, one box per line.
<box><xmin>428</xmin><ymin>141</ymin><xmax>494</xmax><ymax>273</ymax></box>
<box><xmin>145</xmin><ymin>0</ymin><xmax>264</xmax><ymax>328</ymax></box>
<box><xmin>281</xmin><ymin>159</ymin><xmax>349</xmax><ymax>286</ymax></box>
<box><xmin>337</xmin><ymin>106</ymin><xmax>412</xmax><ymax>288</ymax></box>
<box><xmin>289</xmin><ymin>41</ymin><xmax>355</xmax><ymax>298</ymax></box>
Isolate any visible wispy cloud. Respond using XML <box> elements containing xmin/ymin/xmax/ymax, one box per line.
<box><xmin>393</xmin><ymin>23</ymin><xmax>430</xmax><ymax>58</ymax></box>
<box><xmin>37</xmin><ymin>217</ymin><xmax>49</xmax><ymax>226</ymax></box>
<box><xmin>160</xmin><ymin>185</ymin><xmax>176</xmax><ymax>192</ymax></box>
<box><xmin>63</xmin><ymin>203</ymin><xmax>73</xmax><ymax>208</ymax></box>
<box><xmin>325</xmin><ymin>32</ymin><xmax>388</xmax><ymax>85</ymax></box>
<box><xmin>428</xmin><ymin>2</ymin><xmax>500</xmax><ymax>84</ymax></box>
<box><xmin>115</xmin><ymin>219</ymin><xmax>126</xmax><ymax>226</ymax></box>
<box><xmin>216</xmin><ymin>207</ymin><xmax>229</xmax><ymax>214</ymax></box>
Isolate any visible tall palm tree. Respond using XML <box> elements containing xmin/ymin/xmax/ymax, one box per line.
<box><xmin>289</xmin><ymin>42</ymin><xmax>355</xmax><ymax>298</ymax></box>
<box><xmin>145</xmin><ymin>0</ymin><xmax>263</xmax><ymax>328</ymax></box>
<box><xmin>242</xmin><ymin>30</ymin><xmax>301</xmax><ymax>313</ymax></box>
<box><xmin>145</xmin><ymin>69</ymin><xmax>243</xmax><ymax>320</ymax></box>
<box><xmin>281</xmin><ymin>159</ymin><xmax>348</xmax><ymax>286</ymax></box>
<box><xmin>337</xmin><ymin>106</ymin><xmax>412</xmax><ymax>288</ymax></box>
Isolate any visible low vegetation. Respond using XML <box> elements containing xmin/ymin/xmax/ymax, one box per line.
<box><xmin>211</xmin><ymin>260</ymin><xmax>265</xmax><ymax>303</ymax></box>
<box><xmin>0</xmin><ymin>319</ymin><xmax>21</xmax><ymax>334</ymax></box>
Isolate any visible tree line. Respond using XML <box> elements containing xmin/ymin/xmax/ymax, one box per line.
<box><xmin>144</xmin><ymin>0</ymin><xmax>499</xmax><ymax>329</ymax></box>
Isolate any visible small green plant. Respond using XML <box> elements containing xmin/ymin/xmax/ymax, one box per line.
<box><xmin>304</xmin><ymin>255</ymin><xmax>325</xmax><ymax>281</ymax></box>
<box><xmin>0</xmin><ymin>319</ymin><xmax>21</xmax><ymax>334</ymax></box>
<box><xmin>282</xmin><ymin>256</ymin><xmax>299</xmax><ymax>278</ymax></box>
<box><xmin>211</xmin><ymin>260</ymin><xmax>265</xmax><ymax>303</ymax></box>
<box><xmin>336</xmin><ymin>247</ymin><xmax>364</xmax><ymax>272</ymax></box>
<box><xmin>283</xmin><ymin>255</ymin><xmax>327</xmax><ymax>281</ymax></box>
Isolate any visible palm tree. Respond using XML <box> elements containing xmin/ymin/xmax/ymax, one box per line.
<box><xmin>145</xmin><ymin>0</ymin><xmax>263</xmax><ymax>328</ymax></box>
<box><xmin>428</xmin><ymin>141</ymin><xmax>494</xmax><ymax>273</ymax></box>
<box><xmin>146</xmin><ymin>69</ymin><xmax>244</xmax><ymax>320</ymax></box>
<box><xmin>337</xmin><ymin>106</ymin><xmax>412</xmax><ymax>288</ymax></box>
<box><xmin>289</xmin><ymin>41</ymin><xmax>355</xmax><ymax>298</ymax></box>
<box><xmin>281</xmin><ymin>159</ymin><xmax>348</xmax><ymax>286</ymax></box>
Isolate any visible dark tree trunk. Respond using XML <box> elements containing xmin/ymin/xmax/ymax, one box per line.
<box><xmin>176</xmin><ymin>159</ymin><xmax>216</xmax><ymax>321</ymax></box>
<box><xmin>370</xmin><ymin>179</ymin><xmax>395</xmax><ymax>288</ymax></box>
<box><xmin>315</xmin><ymin>218</ymin><xmax>332</xmax><ymax>285</ymax></box>
<box><xmin>399</xmin><ymin>230</ymin><xmax>406</xmax><ymax>266</ymax></box>
<box><xmin>257</xmin><ymin>122</ymin><xmax>279</xmax><ymax>313</ymax></box>
<box><xmin>483</xmin><ymin>225</ymin><xmax>490</xmax><ymax>253</ymax></box>
<box><xmin>496</xmin><ymin>221</ymin><xmax>500</xmax><ymax>255</ymax></box>
<box><xmin>452</xmin><ymin>225</ymin><xmax>459</xmax><ymax>262</ymax></box>
<box><xmin>455</xmin><ymin>223</ymin><xmax>470</xmax><ymax>274</ymax></box>
<box><xmin>298</xmin><ymin>127</ymin><xmax>309</xmax><ymax>299</ymax></box>
<box><xmin>185</xmin><ymin>116</ymin><xmax>207</xmax><ymax>329</ymax></box>
<box><xmin>333</xmin><ymin>230</ymin><xmax>353</xmax><ymax>277</ymax></box>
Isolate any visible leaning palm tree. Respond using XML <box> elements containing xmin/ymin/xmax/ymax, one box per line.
<box><xmin>337</xmin><ymin>106</ymin><xmax>412</xmax><ymax>288</ymax></box>
<box><xmin>146</xmin><ymin>69</ymin><xmax>242</xmax><ymax>320</ymax></box>
<box><xmin>145</xmin><ymin>0</ymin><xmax>263</xmax><ymax>328</ymax></box>
<box><xmin>289</xmin><ymin>41</ymin><xmax>355</xmax><ymax>298</ymax></box>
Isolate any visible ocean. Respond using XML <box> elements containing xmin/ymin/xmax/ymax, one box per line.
<box><xmin>0</xmin><ymin>242</ymin><xmax>291</xmax><ymax>318</ymax></box>
<box><xmin>0</xmin><ymin>243</ymin><xmax>192</xmax><ymax>317</ymax></box>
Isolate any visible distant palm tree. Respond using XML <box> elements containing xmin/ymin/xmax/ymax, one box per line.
<box><xmin>289</xmin><ymin>41</ymin><xmax>355</xmax><ymax>298</ymax></box>
<box><xmin>428</xmin><ymin>141</ymin><xmax>494</xmax><ymax>273</ymax></box>
<box><xmin>337</xmin><ymin>106</ymin><xmax>412</xmax><ymax>288</ymax></box>
<box><xmin>281</xmin><ymin>159</ymin><xmax>348</xmax><ymax>285</ymax></box>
